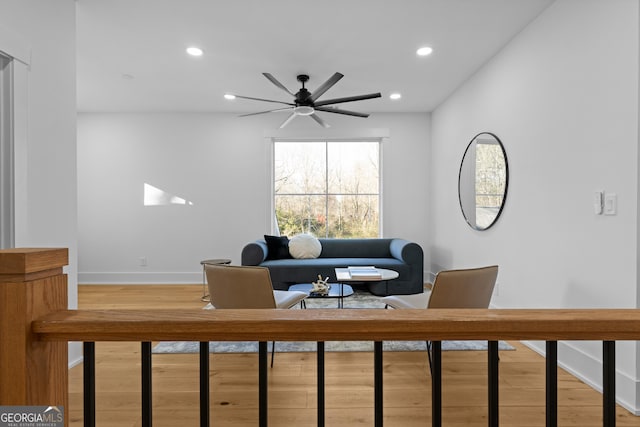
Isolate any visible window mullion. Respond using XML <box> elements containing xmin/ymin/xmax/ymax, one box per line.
<box><xmin>324</xmin><ymin>141</ymin><xmax>329</xmax><ymax>238</ymax></box>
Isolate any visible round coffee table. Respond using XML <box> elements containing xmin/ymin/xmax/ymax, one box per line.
<box><xmin>288</xmin><ymin>282</ymin><xmax>354</xmax><ymax>308</ymax></box>
<box><xmin>334</xmin><ymin>267</ymin><xmax>399</xmax><ymax>295</ymax></box>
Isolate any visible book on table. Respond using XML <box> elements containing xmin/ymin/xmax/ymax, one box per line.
<box><xmin>347</xmin><ymin>266</ymin><xmax>382</xmax><ymax>279</ymax></box>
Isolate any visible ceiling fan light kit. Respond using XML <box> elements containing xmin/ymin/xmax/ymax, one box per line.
<box><xmin>230</xmin><ymin>72</ymin><xmax>381</xmax><ymax>128</ymax></box>
<box><xmin>294</xmin><ymin>106</ymin><xmax>314</xmax><ymax>116</ymax></box>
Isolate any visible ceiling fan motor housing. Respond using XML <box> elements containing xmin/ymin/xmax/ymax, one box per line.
<box><xmin>295</xmin><ymin>75</ymin><xmax>313</xmax><ymax>106</ymax></box>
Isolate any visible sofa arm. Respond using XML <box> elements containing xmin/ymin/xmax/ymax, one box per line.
<box><xmin>389</xmin><ymin>238</ymin><xmax>423</xmax><ymax>265</ymax></box>
<box><xmin>241</xmin><ymin>240</ymin><xmax>268</xmax><ymax>266</ymax></box>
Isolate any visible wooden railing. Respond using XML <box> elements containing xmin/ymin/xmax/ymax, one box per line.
<box><xmin>0</xmin><ymin>248</ymin><xmax>68</xmax><ymax>412</ymax></box>
<box><xmin>33</xmin><ymin>308</ymin><xmax>634</xmax><ymax>427</ymax></box>
<box><xmin>2</xmin><ymin>249</ymin><xmax>640</xmax><ymax>427</ymax></box>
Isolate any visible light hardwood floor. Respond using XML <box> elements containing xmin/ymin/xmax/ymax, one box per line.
<box><xmin>69</xmin><ymin>285</ymin><xmax>640</xmax><ymax>426</ymax></box>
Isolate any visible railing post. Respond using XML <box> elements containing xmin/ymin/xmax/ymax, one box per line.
<box><xmin>431</xmin><ymin>341</ymin><xmax>442</xmax><ymax>427</ymax></box>
<box><xmin>83</xmin><ymin>342</ymin><xmax>96</xmax><ymax>427</ymax></box>
<box><xmin>141</xmin><ymin>342</ymin><xmax>153</xmax><ymax>427</ymax></box>
<box><xmin>488</xmin><ymin>341</ymin><xmax>499</xmax><ymax>427</ymax></box>
<box><xmin>200</xmin><ymin>342</ymin><xmax>210</xmax><ymax>427</ymax></box>
<box><xmin>546</xmin><ymin>341</ymin><xmax>557</xmax><ymax>427</ymax></box>
<box><xmin>603</xmin><ymin>341</ymin><xmax>616</xmax><ymax>427</ymax></box>
<box><xmin>374</xmin><ymin>341</ymin><xmax>383</xmax><ymax>427</ymax></box>
<box><xmin>317</xmin><ymin>342</ymin><xmax>325</xmax><ymax>427</ymax></box>
<box><xmin>0</xmin><ymin>248</ymin><xmax>69</xmax><ymax>426</ymax></box>
<box><xmin>259</xmin><ymin>341</ymin><xmax>268</xmax><ymax>427</ymax></box>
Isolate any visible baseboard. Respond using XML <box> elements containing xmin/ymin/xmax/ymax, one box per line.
<box><xmin>425</xmin><ymin>270</ymin><xmax>436</xmax><ymax>284</ymax></box>
<box><xmin>78</xmin><ymin>271</ymin><xmax>201</xmax><ymax>284</ymax></box>
<box><xmin>69</xmin><ymin>342</ymin><xmax>83</xmax><ymax>369</ymax></box>
<box><xmin>522</xmin><ymin>340</ymin><xmax>640</xmax><ymax>415</ymax></box>
<box><xmin>69</xmin><ymin>355</ymin><xmax>83</xmax><ymax>369</ymax></box>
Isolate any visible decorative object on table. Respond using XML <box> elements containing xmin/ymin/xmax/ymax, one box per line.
<box><xmin>311</xmin><ymin>275</ymin><xmax>331</xmax><ymax>296</ymax></box>
<box><xmin>347</xmin><ymin>265</ymin><xmax>382</xmax><ymax>279</ymax></box>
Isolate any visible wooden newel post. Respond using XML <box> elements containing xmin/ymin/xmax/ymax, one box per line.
<box><xmin>0</xmin><ymin>248</ymin><xmax>69</xmax><ymax>425</ymax></box>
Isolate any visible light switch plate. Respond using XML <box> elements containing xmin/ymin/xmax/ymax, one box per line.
<box><xmin>604</xmin><ymin>193</ymin><xmax>617</xmax><ymax>215</ymax></box>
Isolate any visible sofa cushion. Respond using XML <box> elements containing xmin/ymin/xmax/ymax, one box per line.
<box><xmin>289</xmin><ymin>234</ymin><xmax>322</xmax><ymax>259</ymax></box>
<box><xmin>262</xmin><ymin>257</ymin><xmax>404</xmax><ymax>269</ymax></box>
<box><xmin>264</xmin><ymin>235</ymin><xmax>291</xmax><ymax>260</ymax></box>
<box><xmin>318</xmin><ymin>238</ymin><xmax>393</xmax><ymax>258</ymax></box>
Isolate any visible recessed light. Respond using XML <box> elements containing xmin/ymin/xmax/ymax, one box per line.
<box><xmin>186</xmin><ymin>46</ymin><xmax>203</xmax><ymax>56</ymax></box>
<box><xmin>416</xmin><ymin>46</ymin><xmax>433</xmax><ymax>57</ymax></box>
<box><xmin>224</xmin><ymin>94</ymin><xmax>236</xmax><ymax>100</ymax></box>
<box><xmin>389</xmin><ymin>93</ymin><xmax>402</xmax><ymax>100</ymax></box>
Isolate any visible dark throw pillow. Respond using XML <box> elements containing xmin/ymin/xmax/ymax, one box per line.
<box><xmin>264</xmin><ymin>235</ymin><xmax>292</xmax><ymax>260</ymax></box>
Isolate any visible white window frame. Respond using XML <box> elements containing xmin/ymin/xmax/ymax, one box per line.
<box><xmin>0</xmin><ymin>25</ymin><xmax>30</xmax><ymax>247</ymax></box>
<box><xmin>0</xmin><ymin>52</ymin><xmax>14</xmax><ymax>248</ymax></box>
<box><xmin>271</xmin><ymin>137</ymin><xmax>384</xmax><ymax>238</ymax></box>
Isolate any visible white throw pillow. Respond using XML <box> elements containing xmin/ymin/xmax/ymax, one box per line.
<box><xmin>288</xmin><ymin>234</ymin><xmax>322</xmax><ymax>259</ymax></box>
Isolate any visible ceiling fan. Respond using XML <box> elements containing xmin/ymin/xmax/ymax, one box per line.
<box><xmin>230</xmin><ymin>73</ymin><xmax>381</xmax><ymax>128</ymax></box>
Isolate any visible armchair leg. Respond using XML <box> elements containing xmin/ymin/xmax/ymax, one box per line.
<box><xmin>270</xmin><ymin>341</ymin><xmax>275</xmax><ymax>368</ymax></box>
<box><xmin>426</xmin><ymin>340</ymin><xmax>432</xmax><ymax>376</ymax></box>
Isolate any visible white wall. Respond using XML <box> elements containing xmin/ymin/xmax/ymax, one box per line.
<box><xmin>0</xmin><ymin>1</ymin><xmax>79</xmax><ymax>362</ymax></box>
<box><xmin>430</xmin><ymin>0</ymin><xmax>639</xmax><ymax>412</ymax></box>
<box><xmin>77</xmin><ymin>112</ymin><xmax>430</xmax><ymax>283</ymax></box>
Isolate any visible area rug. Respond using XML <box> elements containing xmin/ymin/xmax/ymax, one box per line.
<box><xmin>152</xmin><ymin>290</ymin><xmax>514</xmax><ymax>354</ymax></box>
<box><xmin>152</xmin><ymin>339</ymin><xmax>513</xmax><ymax>354</ymax></box>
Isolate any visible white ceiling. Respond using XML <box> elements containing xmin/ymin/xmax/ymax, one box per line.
<box><xmin>76</xmin><ymin>0</ymin><xmax>554</xmax><ymax>114</ymax></box>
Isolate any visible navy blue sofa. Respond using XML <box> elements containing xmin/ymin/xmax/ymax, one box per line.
<box><xmin>241</xmin><ymin>238</ymin><xmax>423</xmax><ymax>296</ymax></box>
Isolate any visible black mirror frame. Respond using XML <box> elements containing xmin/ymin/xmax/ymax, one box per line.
<box><xmin>458</xmin><ymin>132</ymin><xmax>509</xmax><ymax>231</ymax></box>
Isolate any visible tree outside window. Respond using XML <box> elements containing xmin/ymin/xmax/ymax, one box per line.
<box><xmin>274</xmin><ymin>141</ymin><xmax>380</xmax><ymax>238</ymax></box>
<box><xmin>474</xmin><ymin>141</ymin><xmax>507</xmax><ymax>229</ymax></box>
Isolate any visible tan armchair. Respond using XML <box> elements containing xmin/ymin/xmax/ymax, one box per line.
<box><xmin>205</xmin><ymin>264</ymin><xmax>307</xmax><ymax>366</ymax></box>
<box><xmin>381</xmin><ymin>265</ymin><xmax>499</xmax><ymax>372</ymax></box>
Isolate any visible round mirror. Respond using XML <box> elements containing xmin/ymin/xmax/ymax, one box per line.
<box><xmin>458</xmin><ymin>132</ymin><xmax>508</xmax><ymax>230</ymax></box>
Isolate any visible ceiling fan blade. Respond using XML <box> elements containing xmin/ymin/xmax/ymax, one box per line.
<box><xmin>238</xmin><ymin>107</ymin><xmax>293</xmax><ymax>117</ymax></box>
<box><xmin>263</xmin><ymin>73</ymin><xmax>296</xmax><ymax>97</ymax></box>
<box><xmin>310</xmin><ymin>113</ymin><xmax>330</xmax><ymax>128</ymax></box>
<box><xmin>314</xmin><ymin>92</ymin><xmax>382</xmax><ymax>107</ymax></box>
<box><xmin>314</xmin><ymin>106</ymin><xmax>369</xmax><ymax>118</ymax></box>
<box><xmin>309</xmin><ymin>72</ymin><xmax>343</xmax><ymax>102</ymax></box>
<box><xmin>233</xmin><ymin>94</ymin><xmax>295</xmax><ymax>106</ymax></box>
<box><xmin>279</xmin><ymin>112</ymin><xmax>297</xmax><ymax>128</ymax></box>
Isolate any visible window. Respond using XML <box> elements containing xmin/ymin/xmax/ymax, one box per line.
<box><xmin>274</xmin><ymin>140</ymin><xmax>380</xmax><ymax>238</ymax></box>
<box><xmin>0</xmin><ymin>53</ymin><xmax>13</xmax><ymax>249</ymax></box>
